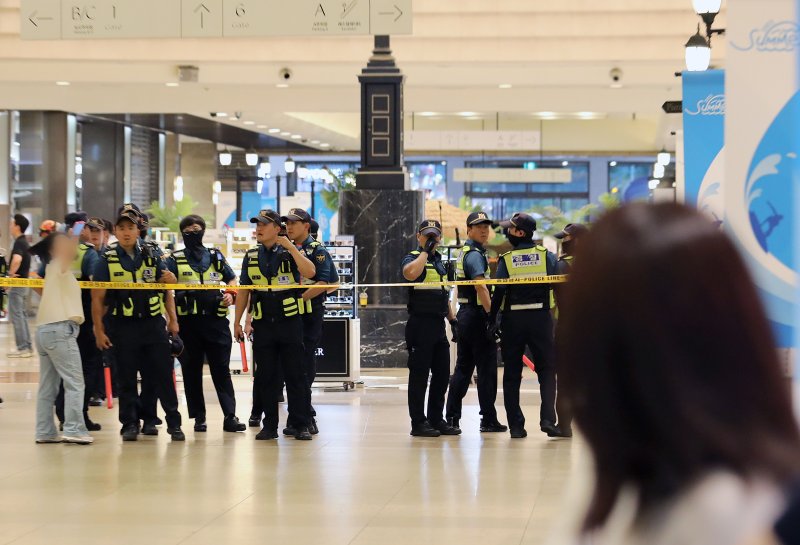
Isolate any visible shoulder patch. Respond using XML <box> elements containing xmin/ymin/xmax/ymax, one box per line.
<box><xmin>315</xmin><ymin>254</ymin><xmax>326</xmax><ymax>263</ymax></box>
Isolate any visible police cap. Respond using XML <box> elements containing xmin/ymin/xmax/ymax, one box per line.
<box><xmin>250</xmin><ymin>209</ymin><xmax>282</xmax><ymax>227</ymax></box>
<box><xmin>499</xmin><ymin>213</ymin><xmax>537</xmax><ymax>236</ymax></box>
<box><xmin>418</xmin><ymin>219</ymin><xmax>442</xmax><ymax>237</ymax></box>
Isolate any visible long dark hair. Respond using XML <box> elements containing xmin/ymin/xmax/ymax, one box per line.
<box><xmin>29</xmin><ymin>232</ymin><xmax>67</xmax><ymax>266</ymax></box>
<box><xmin>558</xmin><ymin>203</ymin><xmax>800</xmax><ymax>530</ymax></box>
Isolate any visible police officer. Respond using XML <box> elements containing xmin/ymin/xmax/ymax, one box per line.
<box><xmin>550</xmin><ymin>223</ymin><xmax>588</xmax><ymax>438</ymax></box>
<box><xmin>92</xmin><ymin>206</ymin><xmax>185</xmax><ymax>442</ymax></box>
<box><xmin>283</xmin><ymin>208</ymin><xmax>332</xmax><ymax>436</ymax></box>
<box><xmin>488</xmin><ymin>212</ymin><xmax>564</xmax><ymax>439</ymax></box>
<box><xmin>54</xmin><ymin>213</ymin><xmax>104</xmax><ymax>431</ymax></box>
<box><xmin>165</xmin><ymin>214</ymin><xmax>246</xmax><ymax>434</ymax></box>
<box><xmin>401</xmin><ymin>219</ymin><xmax>460</xmax><ymax>437</ymax></box>
<box><xmin>234</xmin><ymin>209</ymin><xmax>316</xmax><ymax>441</ymax></box>
<box><xmin>445</xmin><ymin>211</ymin><xmax>507</xmax><ymax>433</ymax></box>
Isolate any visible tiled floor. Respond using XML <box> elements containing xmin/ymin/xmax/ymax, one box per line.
<box><xmin>0</xmin><ymin>320</ymin><xmax>586</xmax><ymax>545</ymax></box>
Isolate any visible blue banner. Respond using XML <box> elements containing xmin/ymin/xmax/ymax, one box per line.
<box><xmin>682</xmin><ymin>70</ymin><xmax>725</xmax><ymax>224</ymax></box>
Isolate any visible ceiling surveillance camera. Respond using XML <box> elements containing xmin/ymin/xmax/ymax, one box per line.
<box><xmin>210</xmin><ymin>112</ymin><xmax>219</xmax><ymax>117</ymax></box>
<box><xmin>610</xmin><ymin>68</ymin><xmax>623</xmax><ymax>83</ymax></box>
<box><xmin>279</xmin><ymin>68</ymin><xmax>293</xmax><ymax>81</ymax></box>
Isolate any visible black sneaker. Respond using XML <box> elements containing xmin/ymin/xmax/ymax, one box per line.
<box><xmin>141</xmin><ymin>423</ymin><xmax>159</xmax><ymax>436</ymax></box>
<box><xmin>248</xmin><ymin>416</ymin><xmax>262</xmax><ymax>428</ymax></box>
<box><xmin>282</xmin><ymin>424</ymin><xmax>298</xmax><ymax>436</ymax></box>
<box><xmin>168</xmin><ymin>427</ymin><xmax>186</xmax><ymax>441</ymax></box>
<box><xmin>447</xmin><ymin>417</ymin><xmax>460</xmax><ymax>432</ymax></box>
<box><xmin>59</xmin><ymin>422</ymin><xmax>64</xmax><ymax>432</ymax></box>
<box><xmin>121</xmin><ymin>424</ymin><xmax>139</xmax><ymax>442</ymax></box>
<box><xmin>194</xmin><ymin>419</ymin><xmax>207</xmax><ymax>433</ymax></box>
<box><xmin>434</xmin><ymin>421</ymin><xmax>462</xmax><ymax>436</ymax></box>
<box><xmin>510</xmin><ymin>428</ymin><xmax>528</xmax><ymax>439</ymax></box>
<box><xmin>410</xmin><ymin>420</ymin><xmax>441</xmax><ymax>437</ymax></box>
<box><xmin>223</xmin><ymin>415</ymin><xmax>246</xmax><ymax>433</ymax></box>
<box><xmin>541</xmin><ymin>421</ymin><xmax>567</xmax><ymax>438</ymax></box>
<box><xmin>88</xmin><ymin>397</ymin><xmax>103</xmax><ymax>407</ymax></box>
<box><xmin>84</xmin><ymin>419</ymin><xmax>102</xmax><ymax>432</ymax></box>
<box><xmin>255</xmin><ymin>428</ymin><xmax>278</xmax><ymax>440</ymax></box>
<box><xmin>309</xmin><ymin>418</ymin><xmax>319</xmax><ymax>435</ymax></box>
<box><xmin>480</xmin><ymin>419</ymin><xmax>508</xmax><ymax>433</ymax></box>
<box><xmin>154</xmin><ymin>417</ymin><xmax>163</xmax><ymax>426</ymax></box>
<box><xmin>294</xmin><ymin>427</ymin><xmax>313</xmax><ymax>441</ymax></box>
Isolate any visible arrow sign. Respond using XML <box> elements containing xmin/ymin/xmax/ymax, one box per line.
<box><xmin>28</xmin><ymin>10</ymin><xmax>53</xmax><ymax>27</ymax></box>
<box><xmin>194</xmin><ymin>3</ymin><xmax>210</xmax><ymax>28</ymax></box>
<box><xmin>378</xmin><ymin>4</ymin><xmax>403</xmax><ymax>21</ymax></box>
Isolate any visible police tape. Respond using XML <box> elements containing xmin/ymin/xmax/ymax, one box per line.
<box><xmin>0</xmin><ymin>275</ymin><xmax>567</xmax><ymax>291</ymax></box>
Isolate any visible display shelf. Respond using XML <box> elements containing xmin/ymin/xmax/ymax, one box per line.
<box><xmin>323</xmin><ymin>242</ymin><xmax>358</xmax><ymax>320</ymax></box>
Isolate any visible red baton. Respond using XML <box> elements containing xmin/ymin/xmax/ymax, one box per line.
<box><xmin>523</xmin><ymin>355</ymin><xmax>536</xmax><ymax>373</ymax></box>
<box><xmin>104</xmin><ymin>367</ymin><xmax>113</xmax><ymax>409</ymax></box>
<box><xmin>239</xmin><ymin>341</ymin><xmax>249</xmax><ymax>373</ymax></box>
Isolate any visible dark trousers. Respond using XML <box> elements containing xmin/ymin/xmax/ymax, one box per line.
<box><xmin>445</xmin><ymin>305</ymin><xmax>499</xmax><ymax>422</ymax></box>
<box><xmin>500</xmin><ymin>310</ymin><xmax>556</xmax><ymax>430</ymax></box>
<box><xmin>553</xmin><ymin>322</ymin><xmax>572</xmax><ymax>431</ymax></box>
<box><xmin>55</xmin><ymin>320</ymin><xmax>101</xmax><ymax>423</ymax></box>
<box><xmin>301</xmin><ymin>307</ymin><xmax>324</xmax><ymax>388</ymax></box>
<box><xmin>250</xmin><ymin>357</ymin><xmax>262</xmax><ymax>420</ymax></box>
<box><xmin>252</xmin><ymin>317</ymin><xmax>310</xmax><ymax>431</ymax></box>
<box><xmin>108</xmin><ymin>317</ymin><xmax>182</xmax><ymax>429</ymax></box>
<box><xmin>406</xmin><ymin>314</ymin><xmax>450</xmax><ymax>426</ymax></box>
<box><xmin>177</xmin><ymin>316</ymin><xmax>236</xmax><ymax>420</ymax></box>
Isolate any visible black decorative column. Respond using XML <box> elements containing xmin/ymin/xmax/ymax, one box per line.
<box><xmin>340</xmin><ymin>36</ymin><xmax>424</xmax><ymax>367</ymax></box>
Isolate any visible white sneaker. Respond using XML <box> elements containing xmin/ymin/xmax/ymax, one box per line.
<box><xmin>8</xmin><ymin>349</ymin><xmax>33</xmax><ymax>358</ymax></box>
<box><xmin>62</xmin><ymin>435</ymin><xmax>93</xmax><ymax>445</ymax></box>
<box><xmin>35</xmin><ymin>437</ymin><xmax>63</xmax><ymax>444</ymax></box>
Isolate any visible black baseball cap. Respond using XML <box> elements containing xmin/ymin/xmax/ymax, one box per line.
<box><xmin>250</xmin><ymin>209</ymin><xmax>282</xmax><ymax>226</ymax></box>
<box><xmin>282</xmin><ymin>208</ymin><xmax>311</xmax><ymax>223</ymax></box>
<box><xmin>64</xmin><ymin>211</ymin><xmax>89</xmax><ymax>227</ymax></box>
<box><xmin>87</xmin><ymin>217</ymin><xmax>105</xmax><ymax>231</ymax></box>
<box><xmin>466</xmin><ymin>211</ymin><xmax>492</xmax><ymax>227</ymax></box>
<box><xmin>418</xmin><ymin>219</ymin><xmax>442</xmax><ymax>237</ymax></box>
<box><xmin>554</xmin><ymin>223</ymin><xmax>589</xmax><ymax>240</ymax></box>
<box><xmin>499</xmin><ymin>212</ymin><xmax>537</xmax><ymax>235</ymax></box>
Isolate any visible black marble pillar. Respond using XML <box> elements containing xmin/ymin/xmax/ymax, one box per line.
<box><xmin>340</xmin><ymin>189</ymin><xmax>423</xmax><ymax>367</ymax></box>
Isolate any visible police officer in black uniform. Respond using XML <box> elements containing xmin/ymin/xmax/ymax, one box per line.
<box><xmin>283</xmin><ymin>208</ymin><xmax>332</xmax><ymax>436</ymax></box>
<box><xmin>234</xmin><ymin>209</ymin><xmax>317</xmax><ymax>441</ymax></box>
<box><xmin>165</xmin><ymin>214</ymin><xmax>246</xmax><ymax>434</ymax></box>
<box><xmin>488</xmin><ymin>212</ymin><xmax>564</xmax><ymax>439</ymax></box>
<box><xmin>92</xmin><ymin>206</ymin><xmax>185</xmax><ymax>442</ymax></box>
<box><xmin>445</xmin><ymin>211</ymin><xmax>507</xmax><ymax>433</ymax></box>
<box><xmin>550</xmin><ymin>223</ymin><xmax>588</xmax><ymax>438</ymax></box>
<box><xmin>401</xmin><ymin>220</ymin><xmax>460</xmax><ymax>437</ymax></box>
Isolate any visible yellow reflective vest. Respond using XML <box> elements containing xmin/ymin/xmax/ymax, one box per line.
<box><xmin>500</xmin><ymin>245</ymin><xmax>550</xmax><ymax>311</ymax></box>
<box><xmin>245</xmin><ymin>247</ymin><xmax>304</xmax><ymax>321</ymax></box>
<box><xmin>172</xmin><ymin>249</ymin><xmax>228</xmax><ymax>318</ymax></box>
<box><xmin>103</xmin><ymin>246</ymin><xmax>164</xmax><ymax>319</ymax></box>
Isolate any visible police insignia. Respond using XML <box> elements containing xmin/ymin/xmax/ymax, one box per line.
<box><xmin>316</xmin><ymin>254</ymin><xmax>326</xmax><ymax>263</ymax></box>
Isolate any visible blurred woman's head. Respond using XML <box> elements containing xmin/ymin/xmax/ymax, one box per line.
<box><xmin>29</xmin><ymin>231</ymin><xmax>72</xmax><ymax>265</ymax></box>
<box><xmin>558</xmin><ymin>202</ymin><xmax>800</xmax><ymax>531</ymax></box>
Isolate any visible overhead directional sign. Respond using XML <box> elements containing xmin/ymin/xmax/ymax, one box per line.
<box><xmin>20</xmin><ymin>0</ymin><xmax>412</xmax><ymax>40</ymax></box>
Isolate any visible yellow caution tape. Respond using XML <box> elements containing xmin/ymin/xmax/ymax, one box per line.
<box><xmin>0</xmin><ymin>275</ymin><xmax>567</xmax><ymax>291</ymax></box>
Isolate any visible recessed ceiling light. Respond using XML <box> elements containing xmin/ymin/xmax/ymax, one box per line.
<box><xmin>276</xmin><ymin>83</ymin><xmax>289</xmax><ymax>88</ymax></box>
<box><xmin>268</xmin><ymin>128</ymin><xmax>280</xmax><ymax>134</ymax></box>
<box><xmin>56</xmin><ymin>81</ymin><xmax>70</xmax><ymax>86</ymax></box>
<box><xmin>467</xmin><ymin>116</ymin><xmax>481</xmax><ymax>121</ymax></box>
<box><xmin>458</xmin><ymin>112</ymin><xmax>479</xmax><ymax>117</ymax></box>
<box><xmin>320</xmin><ymin>143</ymin><xmax>330</xmax><ymax>148</ymax></box>
<box><xmin>311</xmin><ymin>140</ymin><xmax>320</xmax><ymax>144</ymax></box>
<box><xmin>610</xmin><ymin>82</ymin><xmax>623</xmax><ymax>89</ymax></box>
<box><xmin>257</xmin><ymin>125</ymin><xmax>267</xmax><ymax>129</ymax></box>
<box><xmin>165</xmin><ymin>82</ymin><xmax>179</xmax><ymax>87</ymax></box>
<box><xmin>499</xmin><ymin>84</ymin><xmax>513</xmax><ymax>89</ymax></box>
<box><xmin>418</xmin><ymin>112</ymin><xmax>437</xmax><ymax>117</ymax></box>
<box><xmin>243</xmin><ymin>121</ymin><xmax>255</xmax><ymax>125</ymax></box>
<box><xmin>290</xmin><ymin>134</ymin><xmax>302</xmax><ymax>140</ymax></box>
<box><xmin>610</xmin><ymin>161</ymin><xmax>618</xmax><ymax>167</ymax></box>
<box><xmin>562</xmin><ymin>160</ymin><xmax>570</xmax><ymax>167</ymax></box>
<box><xmin>280</xmin><ymin>131</ymin><xmax>290</xmax><ymax>136</ymax></box>
<box><xmin>215</xmin><ymin>112</ymin><xmax>228</xmax><ymax>117</ymax></box>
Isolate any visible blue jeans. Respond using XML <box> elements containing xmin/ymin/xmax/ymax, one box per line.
<box><xmin>36</xmin><ymin>321</ymin><xmax>87</xmax><ymax>439</ymax></box>
<box><xmin>9</xmin><ymin>287</ymin><xmax>31</xmax><ymax>350</ymax></box>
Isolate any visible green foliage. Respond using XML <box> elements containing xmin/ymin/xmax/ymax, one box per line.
<box><xmin>598</xmin><ymin>191</ymin><xmax>622</xmax><ymax>211</ymax></box>
<box><xmin>320</xmin><ymin>168</ymin><xmax>356</xmax><ymax>211</ymax></box>
<box><xmin>458</xmin><ymin>196</ymin><xmax>484</xmax><ymax>213</ymax></box>
<box><xmin>147</xmin><ymin>197</ymin><xmax>198</xmax><ymax>233</ymax></box>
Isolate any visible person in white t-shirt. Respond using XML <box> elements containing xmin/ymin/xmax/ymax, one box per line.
<box><xmin>31</xmin><ymin>226</ymin><xmax>93</xmax><ymax>445</ymax></box>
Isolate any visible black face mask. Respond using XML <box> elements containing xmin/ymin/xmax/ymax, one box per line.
<box><xmin>506</xmin><ymin>234</ymin><xmax>528</xmax><ymax>247</ymax></box>
<box><xmin>562</xmin><ymin>239</ymin><xmax>575</xmax><ymax>255</ymax></box>
<box><xmin>183</xmin><ymin>230</ymin><xmax>206</xmax><ymax>259</ymax></box>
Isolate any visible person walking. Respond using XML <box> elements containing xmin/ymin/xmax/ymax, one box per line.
<box><xmin>8</xmin><ymin>214</ymin><xmax>32</xmax><ymax>358</ymax></box>
<box><xmin>31</xmin><ymin>229</ymin><xmax>93</xmax><ymax>445</ymax></box>
<box><xmin>445</xmin><ymin>211</ymin><xmax>507</xmax><ymax>433</ymax></box>
<box><xmin>401</xmin><ymin>220</ymin><xmax>460</xmax><ymax>438</ymax></box>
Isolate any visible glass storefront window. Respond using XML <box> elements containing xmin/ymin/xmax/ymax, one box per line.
<box><xmin>408</xmin><ymin>162</ymin><xmax>447</xmax><ymax>200</ymax></box>
<box><xmin>609</xmin><ymin>161</ymin><xmax>652</xmax><ymax>202</ymax></box>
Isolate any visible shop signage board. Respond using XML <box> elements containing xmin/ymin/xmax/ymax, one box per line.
<box><xmin>681</xmin><ymin>70</ymin><xmax>725</xmax><ymax>220</ymax></box>
<box><xmin>406</xmin><ymin>131</ymin><xmax>542</xmax><ymax>152</ymax></box>
<box><xmin>20</xmin><ymin>0</ymin><xmax>412</xmax><ymax>40</ymax></box>
<box><xmin>725</xmin><ymin>0</ymin><xmax>797</xmax><ymax>349</ymax></box>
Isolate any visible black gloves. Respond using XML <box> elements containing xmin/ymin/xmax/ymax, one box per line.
<box><xmin>486</xmin><ymin>319</ymin><xmax>501</xmax><ymax>345</ymax></box>
<box><xmin>423</xmin><ymin>236</ymin><xmax>437</xmax><ymax>254</ymax></box>
<box><xmin>449</xmin><ymin>319</ymin><xmax>459</xmax><ymax>343</ymax></box>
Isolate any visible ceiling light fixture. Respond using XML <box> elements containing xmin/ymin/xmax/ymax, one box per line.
<box><xmin>56</xmin><ymin>81</ymin><xmax>70</xmax><ymax>86</ymax></box>
<box><xmin>219</xmin><ymin>151</ymin><xmax>232</xmax><ymax>166</ymax></box>
<box><xmin>246</xmin><ymin>152</ymin><xmax>259</xmax><ymax>166</ymax></box>
<box><xmin>648</xmin><ymin>179</ymin><xmax>660</xmax><ymax>190</ymax></box>
<box><xmin>562</xmin><ymin>161</ymin><xmax>570</xmax><ymax>167</ymax></box>
<box><xmin>653</xmin><ymin>163</ymin><xmax>666</xmax><ymax>179</ymax></box>
<box><xmin>243</xmin><ymin>121</ymin><xmax>255</xmax><ymax>126</ymax></box>
<box><xmin>657</xmin><ymin>149</ymin><xmax>671</xmax><ymax>166</ymax></box>
<box><xmin>276</xmin><ymin>83</ymin><xmax>289</xmax><ymax>88</ymax></box>
<box><xmin>418</xmin><ymin>112</ymin><xmax>438</xmax><ymax>117</ymax></box>
<box><xmin>269</xmin><ymin>128</ymin><xmax>281</xmax><ymax>134</ymax></box>
<box><xmin>311</xmin><ymin>140</ymin><xmax>320</xmax><ymax>144</ymax></box>
<box><xmin>280</xmin><ymin>131</ymin><xmax>290</xmax><ymax>136</ymax></box>
<box><xmin>284</xmin><ymin>156</ymin><xmax>296</xmax><ymax>173</ymax></box>
<box><xmin>166</xmin><ymin>82</ymin><xmax>179</xmax><ymax>87</ymax></box>
<box><xmin>213</xmin><ymin>181</ymin><xmax>222</xmax><ymax>193</ymax></box>
<box><xmin>257</xmin><ymin>125</ymin><xmax>267</xmax><ymax>129</ymax></box>
<box><xmin>258</xmin><ymin>162</ymin><xmax>272</xmax><ymax>178</ymax></box>
<box><xmin>458</xmin><ymin>112</ymin><xmax>479</xmax><ymax>117</ymax></box>
<box><xmin>499</xmin><ymin>84</ymin><xmax>513</xmax><ymax>89</ymax></box>
<box><xmin>290</xmin><ymin>134</ymin><xmax>302</xmax><ymax>140</ymax></box>
<box><xmin>610</xmin><ymin>161</ymin><xmax>618</xmax><ymax>167</ymax></box>
<box><xmin>320</xmin><ymin>143</ymin><xmax>330</xmax><ymax>148</ymax></box>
